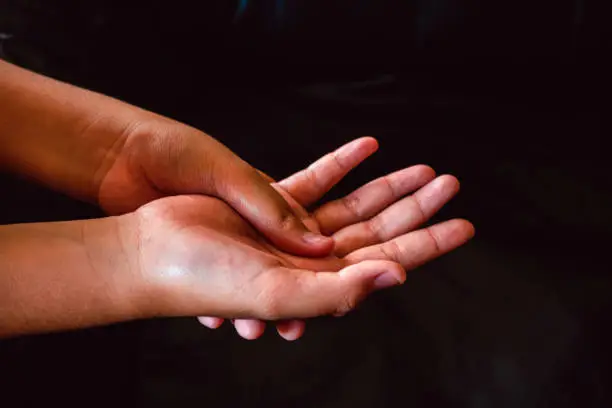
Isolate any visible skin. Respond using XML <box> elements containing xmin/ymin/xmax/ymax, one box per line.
<box><xmin>197</xmin><ymin>138</ymin><xmax>472</xmax><ymax>340</ymax></box>
<box><xmin>0</xmin><ymin>59</ymin><xmax>474</xmax><ymax>339</ymax></box>
<box><xmin>0</xmin><ymin>59</ymin><xmax>333</xmax><ymax>257</ymax></box>
<box><xmin>0</xmin><ymin>138</ymin><xmax>473</xmax><ymax>339</ymax></box>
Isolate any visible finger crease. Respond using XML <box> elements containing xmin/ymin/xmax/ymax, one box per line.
<box><xmin>331</xmin><ymin>151</ymin><xmax>346</xmax><ymax>172</ymax></box>
<box><xmin>382</xmin><ymin>174</ymin><xmax>399</xmax><ymax>200</ymax></box>
<box><xmin>425</xmin><ymin>226</ymin><xmax>442</xmax><ymax>254</ymax></box>
<box><xmin>367</xmin><ymin>217</ymin><xmax>385</xmax><ymax>242</ymax></box>
<box><xmin>412</xmin><ymin>194</ymin><xmax>428</xmax><ymax>224</ymax></box>
<box><xmin>341</xmin><ymin>194</ymin><xmax>362</xmax><ymax>219</ymax></box>
<box><xmin>380</xmin><ymin>241</ymin><xmax>402</xmax><ymax>263</ymax></box>
<box><xmin>380</xmin><ymin>240</ymin><xmax>402</xmax><ymax>263</ymax></box>
<box><xmin>305</xmin><ymin>166</ymin><xmax>324</xmax><ymax>193</ymax></box>
<box><xmin>279</xmin><ymin>211</ymin><xmax>296</xmax><ymax>232</ymax></box>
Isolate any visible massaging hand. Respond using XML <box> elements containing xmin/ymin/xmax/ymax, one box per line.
<box><xmin>0</xmin><ymin>59</ymin><xmax>331</xmax><ymax>258</ymax></box>
<box><xmin>183</xmin><ymin>138</ymin><xmax>474</xmax><ymax>340</ymax></box>
<box><xmin>95</xmin><ymin>115</ymin><xmax>334</xmax><ymax>257</ymax></box>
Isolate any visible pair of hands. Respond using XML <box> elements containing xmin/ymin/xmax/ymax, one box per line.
<box><xmin>0</xmin><ymin>60</ymin><xmax>472</xmax><ymax>339</ymax></box>
<box><xmin>1</xmin><ymin>60</ymin><xmax>472</xmax><ymax>339</ymax></box>
<box><xmin>101</xmin><ymin>125</ymin><xmax>473</xmax><ymax>341</ymax></box>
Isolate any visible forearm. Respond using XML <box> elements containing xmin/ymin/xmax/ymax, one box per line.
<box><xmin>0</xmin><ymin>215</ymin><xmax>145</xmax><ymax>337</ymax></box>
<box><xmin>0</xmin><ymin>59</ymin><xmax>155</xmax><ymax>203</ymax></box>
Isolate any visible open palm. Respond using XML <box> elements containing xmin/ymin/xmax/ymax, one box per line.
<box><xmin>194</xmin><ymin>138</ymin><xmax>473</xmax><ymax>340</ymax></box>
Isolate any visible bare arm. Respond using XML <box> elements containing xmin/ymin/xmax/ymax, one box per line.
<box><xmin>0</xmin><ymin>215</ymin><xmax>143</xmax><ymax>338</ymax></box>
<box><xmin>0</xmin><ymin>59</ymin><xmax>332</xmax><ymax>255</ymax></box>
<box><xmin>0</xmin><ymin>58</ymin><xmax>153</xmax><ymax>203</ymax></box>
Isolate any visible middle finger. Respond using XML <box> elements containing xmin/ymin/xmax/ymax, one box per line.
<box><xmin>333</xmin><ymin>175</ymin><xmax>460</xmax><ymax>257</ymax></box>
<box><xmin>314</xmin><ymin>165</ymin><xmax>436</xmax><ymax>235</ymax></box>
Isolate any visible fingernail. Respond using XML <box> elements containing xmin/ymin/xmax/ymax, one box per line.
<box><xmin>373</xmin><ymin>272</ymin><xmax>402</xmax><ymax>290</ymax></box>
<box><xmin>197</xmin><ymin>317</ymin><xmax>218</xmax><ymax>328</ymax></box>
<box><xmin>303</xmin><ymin>232</ymin><xmax>330</xmax><ymax>245</ymax></box>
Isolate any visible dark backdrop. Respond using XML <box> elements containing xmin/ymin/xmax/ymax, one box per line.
<box><xmin>1</xmin><ymin>1</ymin><xmax>611</xmax><ymax>407</ymax></box>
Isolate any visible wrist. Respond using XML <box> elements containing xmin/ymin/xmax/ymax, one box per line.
<box><xmin>0</xmin><ymin>60</ymin><xmax>146</xmax><ymax>203</ymax></box>
<box><xmin>110</xmin><ymin>206</ymin><xmax>186</xmax><ymax>320</ymax></box>
<box><xmin>0</xmin><ymin>215</ymin><xmax>152</xmax><ymax>337</ymax></box>
<box><xmin>91</xmin><ymin>212</ymin><xmax>155</xmax><ymax>322</ymax></box>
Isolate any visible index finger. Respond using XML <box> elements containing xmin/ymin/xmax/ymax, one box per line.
<box><xmin>278</xmin><ymin>137</ymin><xmax>379</xmax><ymax>207</ymax></box>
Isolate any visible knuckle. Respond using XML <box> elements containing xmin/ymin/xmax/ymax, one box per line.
<box><xmin>330</xmin><ymin>151</ymin><xmax>345</xmax><ymax>171</ymax></box>
<box><xmin>424</xmin><ymin>226</ymin><xmax>442</xmax><ymax>254</ymax></box>
<box><xmin>367</xmin><ymin>216</ymin><xmax>385</xmax><ymax>241</ymax></box>
<box><xmin>380</xmin><ymin>240</ymin><xmax>403</xmax><ymax>263</ymax></box>
<box><xmin>411</xmin><ymin>195</ymin><xmax>427</xmax><ymax>222</ymax></box>
<box><xmin>342</xmin><ymin>193</ymin><xmax>362</xmax><ymax>218</ymax></box>
<box><xmin>303</xmin><ymin>165</ymin><xmax>317</xmax><ymax>183</ymax></box>
<box><xmin>304</xmin><ymin>165</ymin><xmax>324</xmax><ymax>192</ymax></box>
<box><xmin>278</xmin><ymin>211</ymin><xmax>297</xmax><ymax>232</ymax></box>
<box><xmin>382</xmin><ymin>174</ymin><xmax>398</xmax><ymax>198</ymax></box>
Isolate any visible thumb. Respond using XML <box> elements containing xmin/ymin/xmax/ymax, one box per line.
<box><xmin>213</xmin><ymin>159</ymin><xmax>334</xmax><ymax>257</ymax></box>
<box><xmin>260</xmin><ymin>261</ymin><xmax>406</xmax><ymax>320</ymax></box>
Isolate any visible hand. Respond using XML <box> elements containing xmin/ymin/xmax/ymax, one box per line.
<box><xmin>127</xmin><ymin>138</ymin><xmax>474</xmax><ymax>339</ymax></box>
<box><xmin>0</xmin><ymin>59</ymin><xmax>330</xmax><ymax>257</ymax></box>
<box><xmin>93</xmin><ymin>114</ymin><xmax>333</xmax><ymax>257</ymax></box>
<box><xmin>199</xmin><ymin>138</ymin><xmax>472</xmax><ymax>340</ymax></box>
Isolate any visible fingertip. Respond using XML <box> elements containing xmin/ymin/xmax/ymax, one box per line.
<box><xmin>455</xmin><ymin>218</ymin><xmax>476</xmax><ymax>239</ymax></box>
<box><xmin>412</xmin><ymin>164</ymin><xmax>436</xmax><ymax>179</ymax></box>
<box><xmin>447</xmin><ymin>217</ymin><xmax>475</xmax><ymax>234</ymax></box>
<box><xmin>276</xmin><ymin>320</ymin><xmax>306</xmax><ymax>341</ymax></box>
<box><xmin>197</xmin><ymin>316</ymin><xmax>224</xmax><ymax>329</ymax></box>
<box><xmin>269</xmin><ymin>230</ymin><xmax>334</xmax><ymax>257</ymax></box>
<box><xmin>431</xmin><ymin>218</ymin><xmax>476</xmax><ymax>251</ymax></box>
<box><xmin>273</xmin><ymin>230</ymin><xmax>335</xmax><ymax>257</ymax></box>
<box><xmin>372</xmin><ymin>263</ymin><xmax>406</xmax><ymax>290</ymax></box>
<box><xmin>358</xmin><ymin>136</ymin><xmax>379</xmax><ymax>151</ymax></box>
<box><xmin>234</xmin><ymin>319</ymin><xmax>266</xmax><ymax>340</ymax></box>
<box><xmin>260</xmin><ymin>214</ymin><xmax>333</xmax><ymax>256</ymax></box>
<box><xmin>339</xmin><ymin>260</ymin><xmax>404</xmax><ymax>284</ymax></box>
<box><xmin>335</xmin><ymin>137</ymin><xmax>379</xmax><ymax>167</ymax></box>
<box><xmin>437</xmin><ymin>174</ymin><xmax>461</xmax><ymax>191</ymax></box>
<box><xmin>302</xmin><ymin>232</ymin><xmax>335</xmax><ymax>249</ymax></box>
<box><xmin>389</xmin><ymin>262</ymin><xmax>407</xmax><ymax>283</ymax></box>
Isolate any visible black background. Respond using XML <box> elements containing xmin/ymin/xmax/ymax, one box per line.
<box><xmin>1</xmin><ymin>1</ymin><xmax>612</xmax><ymax>407</ymax></box>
